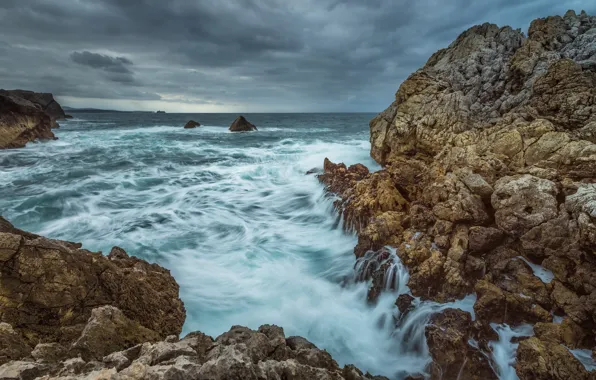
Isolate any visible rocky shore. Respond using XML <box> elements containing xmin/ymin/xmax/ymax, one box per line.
<box><xmin>0</xmin><ymin>217</ymin><xmax>385</xmax><ymax>380</ymax></box>
<box><xmin>319</xmin><ymin>10</ymin><xmax>596</xmax><ymax>379</ymax></box>
<box><xmin>0</xmin><ymin>90</ymin><xmax>66</xmax><ymax>149</ymax></box>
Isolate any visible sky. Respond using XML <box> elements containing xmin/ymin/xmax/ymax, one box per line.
<box><xmin>0</xmin><ymin>1</ymin><xmax>595</xmax><ymax>113</ymax></box>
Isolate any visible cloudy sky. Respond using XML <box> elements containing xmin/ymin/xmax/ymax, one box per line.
<box><xmin>1</xmin><ymin>1</ymin><xmax>594</xmax><ymax>112</ymax></box>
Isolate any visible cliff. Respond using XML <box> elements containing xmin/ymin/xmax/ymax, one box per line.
<box><xmin>0</xmin><ymin>90</ymin><xmax>66</xmax><ymax>149</ymax></box>
<box><xmin>320</xmin><ymin>10</ymin><xmax>596</xmax><ymax>380</ymax></box>
<box><xmin>0</xmin><ymin>93</ymin><xmax>56</xmax><ymax>149</ymax></box>
<box><xmin>0</xmin><ymin>90</ymin><xmax>67</xmax><ymax>122</ymax></box>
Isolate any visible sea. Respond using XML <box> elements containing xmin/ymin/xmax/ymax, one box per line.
<box><xmin>0</xmin><ymin>112</ymin><xmax>524</xmax><ymax>379</ymax></box>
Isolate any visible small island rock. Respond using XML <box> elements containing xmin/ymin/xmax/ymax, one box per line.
<box><xmin>229</xmin><ymin>115</ymin><xmax>257</xmax><ymax>132</ymax></box>
<box><xmin>184</xmin><ymin>120</ymin><xmax>200</xmax><ymax>129</ymax></box>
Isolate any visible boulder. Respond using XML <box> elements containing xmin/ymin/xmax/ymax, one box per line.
<box><xmin>516</xmin><ymin>337</ymin><xmax>590</xmax><ymax>380</ymax></box>
<box><xmin>229</xmin><ymin>115</ymin><xmax>257</xmax><ymax>132</ymax></box>
<box><xmin>491</xmin><ymin>175</ymin><xmax>559</xmax><ymax>237</ymax></box>
<box><xmin>184</xmin><ymin>120</ymin><xmax>200</xmax><ymax>129</ymax></box>
<box><xmin>71</xmin><ymin>306</ymin><xmax>161</xmax><ymax>360</ymax></box>
<box><xmin>0</xmin><ymin>323</ymin><xmax>31</xmax><ymax>365</ymax></box>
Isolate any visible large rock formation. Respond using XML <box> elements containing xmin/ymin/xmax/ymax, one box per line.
<box><xmin>229</xmin><ymin>115</ymin><xmax>258</xmax><ymax>132</ymax></box>
<box><xmin>0</xmin><ymin>90</ymin><xmax>67</xmax><ymax>148</ymax></box>
<box><xmin>0</xmin><ymin>93</ymin><xmax>56</xmax><ymax>149</ymax></box>
<box><xmin>0</xmin><ymin>90</ymin><xmax>67</xmax><ymax>121</ymax></box>
<box><xmin>0</xmin><ymin>218</ymin><xmax>386</xmax><ymax>379</ymax></box>
<box><xmin>319</xmin><ymin>10</ymin><xmax>596</xmax><ymax>379</ymax></box>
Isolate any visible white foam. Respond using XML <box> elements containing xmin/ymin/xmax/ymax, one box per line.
<box><xmin>569</xmin><ymin>349</ymin><xmax>596</xmax><ymax>371</ymax></box>
<box><xmin>489</xmin><ymin>323</ymin><xmax>534</xmax><ymax>380</ymax></box>
<box><xmin>517</xmin><ymin>256</ymin><xmax>554</xmax><ymax>284</ymax></box>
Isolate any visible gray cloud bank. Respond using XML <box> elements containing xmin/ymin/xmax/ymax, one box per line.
<box><xmin>0</xmin><ymin>0</ymin><xmax>595</xmax><ymax>112</ymax></box>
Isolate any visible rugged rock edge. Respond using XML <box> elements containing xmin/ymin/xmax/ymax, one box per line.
<box><xmin>319</xmin><ymin>9</ymin><xmax>596</xmax><ymax>380</ymax></box>
<box><xmin>0</xmin><ymin>217</ymin><xmax>385</xmax><ymax>380</ymax></box>
<box><xmin>0</xmin><ymin>90</ymin><xmax>67</xmax><ymax>149</ymax></box>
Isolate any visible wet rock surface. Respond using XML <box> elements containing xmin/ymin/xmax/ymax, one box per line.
<box><xmin>319</xmin><ymin>10</ymin><xmax>596</xmax><ymax>379</ymax></box>
<box><xmin>229</xmin><ymin>115</ymin><xmax>257</xmax><ymax>132</ymax></box>
<box><xmin>184</xmin><ymin>120</ymin><xmax>200</xmax><ymax>129</ymax></box>
<box><xmin>425</xmin><ymin>309</ymin><xmax>495</xmax><ymax>380</ymax></box>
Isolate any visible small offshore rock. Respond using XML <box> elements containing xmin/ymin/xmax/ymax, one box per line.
<box><xmin>229</xmin><ymin>115</ymin><xmax>257</xmax><ymax>132</ymax></box>
<box><xmin>183</xmin><ymin>120</ymin><xmax>200</xmax><ymax>129</ymax></box>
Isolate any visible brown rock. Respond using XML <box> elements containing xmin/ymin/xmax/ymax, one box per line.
<box><xmin>0</xmin><ymin>217</ymin><xmax>185</xmax><ymax>347</ymax></box>
<box><xmin>229</xmin><ymin>115</ymin><xmax>257</xmax><ymax>132</ymax></box>
<box><xmin>468</xmin><ymin>226</ymin><xmax>504</xmax><ymax>252</ymax></box>
<box><xmin>0</xmin><ymin>93</ymin><xmax>56</xmax><ymax>148</ymax></box>
<box><xmin>491</xmin><ymin>175</ymin><xmax>559</xmax><ymax>236</ymax></box>
<box><xmin>395</xmin><ymin>294</ymin><xmax>415</xmax><ymax>315</ymax></box>
<box><xmin>0</xmin><ymin>323</ymin><xmax>31</xmax><ymax>365</ymax></box>
<box><xmin>425</xmin><ymin>309</ymin><xmax>496</xmax><ymax>380</ymax></box>
<box><xmin>71</xmin><ymin>306</ymin><xmax>161</xmax><ymax>360</ymax></box>
<box><xmin>516</xmin><ymin>337</ymin><xmax>590</xmax><ymax>380</ymax></box>
<box><xmin>183</xmin><ymin>120</ymin><xmax>200</xmax><ymax>129</ymax></box>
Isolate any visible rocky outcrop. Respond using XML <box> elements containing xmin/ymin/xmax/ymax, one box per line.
<box><xmin>0</xmin><ymin>216</ymin><xmax>185</xmax><ymax>347</ymax></box>
<box><xmin>0</xmin><ymin>93</ymin><xmax>56</xmax><ymax>148</ymax></box>
<box><xmin>0</xmin><ymin>318</ymin><xmax>387</xmax><ymax>380</ymax></box>
<box><xmin>0</xmin><ymin>90</ymin><xmax>66</xmax><ymax>121</ymax></box>
<box><xmin>184</xmin><ymin>120</ymin><xmax>200</xmax><ymax>129</ymax></box>
<box><xmin>0</xmin><ymin>218</ymin><xmax>386</xmax><ymax>379</ymax></box>
<box><xmin>319</xmin><ymin>10</ymin><xmax>596</xmax><ymax>379</ymax></box>
<box><xmin>229</xmin><ymin>115</ymin><xmax>257</xmax><ymax>132</ymax></box>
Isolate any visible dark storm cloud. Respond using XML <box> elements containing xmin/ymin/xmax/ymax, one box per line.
<box><xmin>0</xmin><ymin>0</ymin><xmax>595</xmax><ymax>111</ymax></box>
<box><xmin>70</xmin><ymin>51</ymin><xmax>133</xmax><ymax>74</ymax></box>
<box><xmin>70</xmin><ymin>50</ymin><xmax>138</xmax><ymax>84</ymax></box>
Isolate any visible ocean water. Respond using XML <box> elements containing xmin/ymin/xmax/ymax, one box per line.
<box><xmin>0</xmin><ymin>113</ymin><xmax>519</xmax><ymax>379</ymax></box>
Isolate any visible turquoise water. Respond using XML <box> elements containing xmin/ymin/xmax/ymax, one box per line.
<box><xmin>0</xmin><ymin>113</ymin><xmax>532</xmax><ymax>379</ymax></box>
<box><xmin>1</xmin><ymin>113</ymin><xmax>416</xmax><ymax>375</ymax></box>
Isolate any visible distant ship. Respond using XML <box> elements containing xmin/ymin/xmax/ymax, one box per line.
<box><xmin>156</xmin><ymin>110</ymin><xmax>166</xmax><ymax>113</ymax></box>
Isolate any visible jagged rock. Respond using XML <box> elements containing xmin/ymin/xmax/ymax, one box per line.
<box><xmin>2</xmin><ymin>324</ymin><xmax>384</xmax><ymax>380</ymax></box>
<box><xmin>468</xmin><ymin>226</ymin><xmax>504</xmax><ymax>252</ymax></box>
<box><xmin>31</xmin><ymin>343</ymin><xmax>68</xmax><ymax>363</ymax></box>
<box><xmin>0</xmin><ymin>89</ymin><xmax>66</xmax><ymax>121</ymax></box>
<box><xmin>184</xmin><ymin>120</ymin><xmax>200</xmax><ymax>129</ymax></box>
<box><xmin>319</xmin><ymin>159</ymin><xmax>408</xmax><ymax>233</ymax></box>
<box><xmin>516</xmin><ymin>337</ymin><xmax>590</xmax><ymax>380</ymax></box>
<box><xmin>229</xmin><ymin>115</ymin><xmax>257</xmax><ymax>132</ymax></box>
<box><xmin>491</xmin><ymin>175</ymin><xmax>559</xmax><ymax>236</ymax></box>
<box><xmin>566</xmin><ymin>183</ymin><xmax>596</xmax><ymax>249</ymax></box>
<box><xmin>0</xmin><ymin>361</ymin><xmax>48</xmax><ymax>380</ymax></box>
<box><xmin>533</xmin><ymin>319</ymin><xmax>586</xmax><ymax>349</ymax></box>
<box><xmin>71</xmin><ymin>306</ymin><xmax>161</xmax><ymax>360</ymax></box>
<box><xmin>0</xmin><ymin>216</ymin><xmax>185</xmax><ymax>347</ymax></box>
<box><xmin>0</xmin><ymin>323</ymin><xmax>31</xmax><ymax>365</ymax></box>
<box><xmin>0</xmin><ymin>93</ymin><xmax>56</xmax><ymax>148</ymax></box>
<box><xmin>395</xmin><ymin>294</ymin><xmax>415</xmax><ymax>315</ymax></box>
<box><xmin>425</xmin><ymin>309</ymin><xmax>496</xmax><ymax>380</ymax></box>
